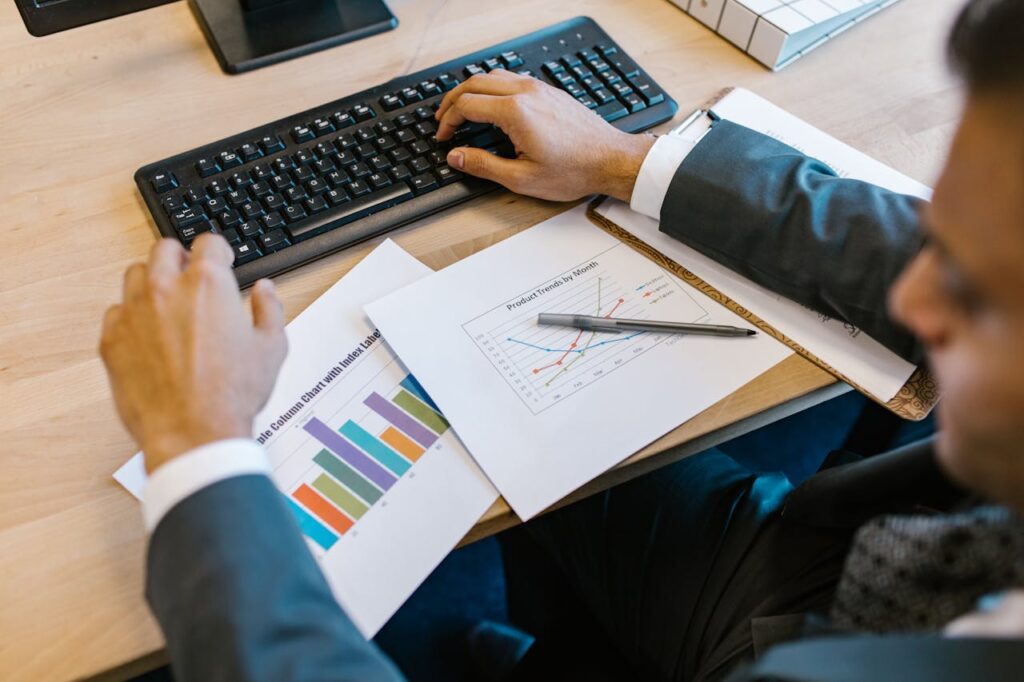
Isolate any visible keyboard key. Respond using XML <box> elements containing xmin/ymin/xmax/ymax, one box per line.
<box><xmin>369</xmin><ymin>154</ymin><xmax>393</xmax><ymax>172</ymax></box>
<box><xmin>233</xmin><ymin>239</ymin><xmax>261</xmax><ymax>265</ymax></box>
<box><xmin>312</xmin><ymin>118</ymin><xmax>336</xmax><ymax>136</ymax></box>
<box><xmin>375</xmin><ymin>119</ymin><xmax>399</xmax><ymax>136</ymax></box>
<box><xmin>230</xmin><ymin>171</ymin><xmax>254</xmax><ymax>189</ymax></box>
<box><xmin>331</xmin><ymin>111</ymin><xmax>356</xmax><ymax>129</ymax></box>
<box><xmin>630</xmin><ymin>75</ymin><xmax>665</xmax><ymax>105</ymax></box>
<box><xmin>178</xmin><ymin>220</ymin><xmax>216</xmax><ymax>244</ymax></box>
<box><xmin>543</xmin><ymin>61</ymin><xmax>565</xmax><ymax>78</ymax></box>
<box><xmin>262</xmin><ymin>211</ymin><xmax>286</xmax><ymax>231</ymax></box>
<box><xmin>400</xmin><ymin>87</ymin><xmax>423</xmax><ymax>104</ymax></box>
<box><xmin>195</xmin><ymin>158</ymin><xmax>220</xmax><ymax>178</ymax></box>
<box><xmin>292</xmin><ymin>166</ymin><xmax>315</xmax><ymax>183</ymax></box>
<box><xmin>409</xmin><ymin>157</ymin><xmax>432</xmax><ymax>174</ymax></box>
<box><xmin>272</xmin><ymin>156</ymin><xmax>296</xmax><ymax>174</ymax></box>
<box><xmin>294</xmin><ymin>148</ymin><xmax>317</xmax><ymax>166</ymax></box>
<box><xmin>336</xmin><ymin>133</ymin><xmax>358</xmax><ymax>150</ymax></box>
<box><xmin>264</xmin><ymin>193</ymin><xmax>286</xmax><ymax>212</ymax></box>
<box><xmin>501</xmin><ymin>51</ymin><xmax>524</xmax><ymax>68</ymax></box>
<box><xmin>347</xmin><ymin>162</ymin><xmax>371</xmax><ymax>179</ymax></box>
<box><xmin>414</xmin><ymin>106</ymin><xmax>434</xmax><ymax>121</ymax></box>
<box><xmin>204</xmin><ymin>196</ymin><xmax>229</xmax><ymax>214</ymax></box>
<box><xmin>161</xmin><ymin>194</ymin><xmax>186</xmax><ymax>213</ymax></box>
<box><xmin>220</xmin><ymin>228</ymin><xmax>241</xmax><ymax>245</ymax></box>
<box><xmin>251</xmin><ymin>163</ymin><xmax>274</xmax><ymax>180</ymax></box>
<box><xmin>599</xmin><ymin>70</ymin><xmax>621</xmax><ymax>87</ymax></box>
<box><xmin>349</xmin><ymin>179</ymin><xmax>371</xmax><ymax>197</ymax></box>
<box><xmin>390</xmin><ymin>163</ymin><xmax>412</xmax><ymax>182</ymax></box>
<box><xmin>396</xmin><ymin>113</ymin><xmax>417</xmax><ymax>128</ymax></box>
<box><xmin>326</xmin><ymin>188</ymin><xmax>350</xmax><ymax>206</ymax></box>
<box><xmin>352</xmin><ymin>104</ymin><xmax>375</xmax><ymax>121</ymax></box>
<box><xmin>592</xmin><ymin>88</ymin><xmax>615</xmax><ymax>105</ymax></box>
<box><xmin>436</xmin><ymin>73</ymin><xmax>459</xmax><ymax>91</ymax></box>
<box><xmin>464</xmin><ymin>64</ymin><xmax>485</xmax><ymax>78</ymax></box>
<box><xmin>380</xmin><ymin>94</ymin><xmax>403</xmax><ymax>111</ymax></box>
<box><xmin>250</xmin><ymin>178</ymin><xmax>272</xmax><ymax>196</ymax></box>
<box><xmin>239</xmin><ymin>221</ymin><xmax>262</xmax><ymax>239</ymax></box>
<box><xmin>326</xmin><ymin>170</ymin><xmax>349</xmax><ymax>188</ymax></box>
<box><xmin>389</xmin><ymin>147</ymin><xmax>412</xmax><ymax>164</ymax></box>
<box><xmin>612</xmin><ymin>82</ymin><xmax>634</xmax><ymax>98</ymax></box>
<box><xmin>283</xmin><ymin>204</ymin><xmax>307</xmax><ymax>223</ymax></box>
<box><xmin>579</xmin><ymin>95</ymin><xmax>598</xmax><ymax>110</ymax></box>
<box><xmin>218</xmin><ymin>151</ymin><xmax>242</xmax><ymax>169</ymax></box>
<box><xmin>271</xmin><ymin>174</ymin><xmax>293</xmax><ymax>192</ymax></box>
<box><xmin>216</xmin><ymin>210</ymin><xmax>242</xmax><ymax>229</ymax></box>
<box><xmin>435</xmin><ymin>165</ymin><xmax>463</xmax><ymax>185</ymax></box>
<box><xmin>595</xmin><ymin>101</ymin><xmax>628</xmax><ymax>122</ymax></box>
<box><xmin>238</xmin><ymin>143</ymin><xmax>262</xmax><ymax>162</ymax></box>
<box><xmin>259</xmin><ymin>229</ymin><xmax>290</xmax><ymax>253</ymax></box>
<box><xmin>590</xmin><ymin>59</ymin><xmax>611</xmax><ymax>73</ymax></box>
<box><xmin>355</xmin><ymin>128</ymin><xmax>376</xmax><ymax>143</ymax></box>
<box><xmin>484</xmin><ymin>57</ymin><xmax>502</xmax><ymax>71</ymax></box>
<box><xmin>561</xmin><ymin>53</ymin><xmax>581</xmax><ymax>69</ymax></box>
<box><xmin>286</xmin><ymin>184</ymin><xmax>414</xmax><ymax>242</ymax></box>
<box><xmin>368</xmin><ymin>172</ymin><xmax>392</xmax><ymax>190</ymax></box>
<box><xmin>170</xmin><ymin>206</ymin><xmax>207</xmax><ymax>230</ymax></box>
<box><xmin>291</xmin><ymin>125</ymin><xmax>315</xmax><ymax>143</ymax></box>
<box><xmin>206</xmin><ymin>179</ymin><xmax>230</xmax><ymax>197</ymax></box>
<box><xmin>151</xmin><ymin>171</ymin><xmax>178</xmax><ymax>193</ymax></box>
<box><xmin>314</xmin><ymin>158</ymin><xmax>335</xmax><ymax>174</ymax></box>
<box><xmin>305</xmin><ymin>195</ymin><xmax>328</xmax><ymax>214</ymax></box>
<box><xmin>578</xmin><ymin>48</ymin><xmax>597</xmax><ymax>62</ymax></box>
<box><xmin>374</xmin><ymin>135</ymin><xmax>396</xmax><ymax>152</ymax></box>
<box><xmin>409</xmin><ymin>172</ymin><xmax>439</xmax><ymax>194</ymax></box>
<box><xmin>240</xmin><ymin>201</ymin><xmax>264</xmax><ymax>220</ymax></box>
<box><xmin>334</xmin><ymin>149</ymin><xmax>357</xmax><ymax>166</ymax></box>
<box><xmin>596</xmin><ymin>43</ymin><xmax>618</xmax><ymax>58</ymax></box>
<box><xmin>259</xmin><ymin>135</ymin><xmax>286</xmax><ymax>154</ymax></box>
<box><xmin>419</xmin><ymin>81</ymin><xmax>441</xmax><ymax>98</ymax></box>
<box><xmin>184</xmin><ymin>188</ymin><xmax>206</xmax><ymax>204</ymax></box>
<box><xmin>285</xmin><ymin>186</ymin><xmax>308</xmax><ymax>203</ymax></box>
<box><xmin>623</xmin><ymin>92</ymin><xmax>646</xmax><ymax>113</ymax></box>
<box><xmin>356</xmin><ymin>142</ymin><xmax>376</xmax><ymax>159</ymax></box>
<box><xmin>395</xmin><ymin>129</ymin><xmax>417</xmax><ymax>145</ymax></box>
<box><xmin>409</xmin><ymin>140</ymin><xmax>431</xmax><ymax>156</ymax></box>
<box><xmin>566</xmin><ymin>82</ymin><xmax>585</xmax><ymax>98</ymax></box>
<box><xmin>226</xmin><ymin>190</ymin><xmax>248</xmax><ymax>207</ymax></box>
<box><xmin>610</xmin><ymin>56</ymin><xmax>640</xmax><ymax>79</ymax></box>
<box><xmin>427</xmin><ymin>150</ymin><xmax>446</xmax><ymax>166</ymax></box>
<box><xmin>306</xmin><ymin>178</ymin><xmax>329</xmax><ymax>195</ymax></box>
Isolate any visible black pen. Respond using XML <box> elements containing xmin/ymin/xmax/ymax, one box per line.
<box><xmin>537</xmin><ymin>313</ymin><xmax>756</xmax><ymax>337</ymax></box>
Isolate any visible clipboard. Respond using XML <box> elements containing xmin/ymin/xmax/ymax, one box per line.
<box><xmin>585</xmin><ymin>89</ymin><xmax>939</xmax><ymax>421</ymax></box>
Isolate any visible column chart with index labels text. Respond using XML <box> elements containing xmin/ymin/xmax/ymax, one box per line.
<box><xmin>286</xmin><ymin>373</ymin><xmax>451</xmax><ymax>551</ymax></box>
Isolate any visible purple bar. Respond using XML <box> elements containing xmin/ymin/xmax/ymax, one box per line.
<box><xmin>303</xmin><ymin>417</ymin><xmax>396</xmax><ymax>490</ymax></box>
<box><xmin>364</xmin><ymin>392</ymin><xmax>439</xmax><ymax>448</ymax></box>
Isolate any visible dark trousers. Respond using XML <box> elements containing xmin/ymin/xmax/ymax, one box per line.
<box><xmin>501</xmin><ymin>449</ymin><xmax>854</xmax><ymax>681</ymax></box>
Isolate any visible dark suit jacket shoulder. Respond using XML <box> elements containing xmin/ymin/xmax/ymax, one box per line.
<box><xmin>147</xmin><ymin>474</ymin><xmax>404</xmax><ymax>682</ymax></box>
<box><xmin>660</xmin><ymin>120</ymin><xmax>926</xmax><ymax>364</ymax></box>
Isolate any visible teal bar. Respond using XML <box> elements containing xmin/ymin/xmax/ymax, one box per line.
<box><xmin>400</xmin><ymin>374</ymin><xmax>441</xmax><ymax>413</ymax></box>
<box><xmin>286</xmin><ymin>498</ymin><xmax>338</xmax><ymax>550</ymax></box>
<box><xmin>339</xmin><ymin>420</ymin><xmax>411</xmax><ymax>476</ymax></box>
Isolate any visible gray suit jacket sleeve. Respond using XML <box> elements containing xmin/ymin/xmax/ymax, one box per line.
<box><xmin>659</xmin><ymin>120</ymin><xmax>926</xmax><ymax>364</ymax></box>
<box><xmin>146</xmin><ymin>474</ymin><xmax>405</xmax><ymax>682</ymax></box>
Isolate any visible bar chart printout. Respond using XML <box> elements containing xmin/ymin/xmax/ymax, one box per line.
<box><xmin>286</xmin><ymin>373</ymin><xmax>451</xmax><ymax>551</ymax></box>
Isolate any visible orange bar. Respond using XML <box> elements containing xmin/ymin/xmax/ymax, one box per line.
<box><xmin>293</xmin><ymin>484</ymin><xmax>354</xmax><ymax>536</ymax></box>
<box><xmin>380</xmin><ymin>426</ymin><xmax>425</xmax><ymax>462</ymax></box>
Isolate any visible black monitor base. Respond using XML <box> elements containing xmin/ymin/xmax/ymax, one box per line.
<box><xmin>189</xmin><ymin>0</ymin><xmax>397</xmax><ymax>75</ymax></box>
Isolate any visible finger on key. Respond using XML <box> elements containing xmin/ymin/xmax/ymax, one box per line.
<box><xmin>437</xmin><ymin>93</ymin><xmax>515</xmax><ymax>141</ymax></box>
<box><xmin>189</xmin><ymin>232</ymin><xmax>235</xmax><ymax>271</ymax></box>
<box><xmin>435</xmin><ymin>71</ymin><xmax>528</xmax><ymax>122</ymax></box>
<box><xmin>148</xmin><ymin>238</ymin><xmax>187</xmax><ymax>286</ymax></box>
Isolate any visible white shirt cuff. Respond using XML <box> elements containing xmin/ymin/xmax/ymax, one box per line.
<box><xmin>629</xmin><ymin>115</ymin><xmax>714</xmax><ymax>220</ymax></box>
<box><xmin>142</xmin><ymin>438</ymin><xmax>270</xmax><ymax>532</ymax></box>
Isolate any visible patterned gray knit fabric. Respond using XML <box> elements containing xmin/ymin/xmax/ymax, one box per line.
<box><xmin>830</xmin><ymin>506</ymin><xmax>1024</xmax><ymax>632</ymax></box>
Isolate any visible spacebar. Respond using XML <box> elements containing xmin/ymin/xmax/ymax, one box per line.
<box><xmin>286</xmin><ymin>184</ymin><xmax>415</xmax><ymax>242</ymax></box>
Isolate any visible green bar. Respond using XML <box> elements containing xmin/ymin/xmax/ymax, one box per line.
<box><xmin>393</xmin><ymin>389</ymin><xmax>450</xmax><ymax>435</ymax></box>
<box><xmin>312</xmin><ymin>474</ymin><xmax>368</xmax><ymax>520</ymax></box>
<box><xmin>313</xmin><ymin>449</ymin><xmax>382</xmax><ymax>505</ymax></box>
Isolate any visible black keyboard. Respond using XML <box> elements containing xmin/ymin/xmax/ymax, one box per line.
<box><xmin>135</xmin><ymin>17</ymin><xmax>678</xmax><ymax>286</ymax></box>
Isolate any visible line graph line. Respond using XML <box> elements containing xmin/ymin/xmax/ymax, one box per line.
<box><xmin>506</xmin><ymin>332</ymin><xmax>646</xmax><ymax>355</ymax></box>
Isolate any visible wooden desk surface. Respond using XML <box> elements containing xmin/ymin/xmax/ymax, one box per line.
<box><xmin>0</xmin><ymin>0</ymin><xmax>961</xmax><ymax>678</ymax></box>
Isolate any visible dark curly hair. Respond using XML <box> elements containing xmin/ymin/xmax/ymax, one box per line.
<box><xmin>948</xmin><ymin>0</ymin><xmax>1024</xmax><ymax>94</ymax></box>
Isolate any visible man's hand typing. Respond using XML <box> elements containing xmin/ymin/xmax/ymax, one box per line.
<box><xmin>100</xmin><ymin>235</ymin><xmax>287</xmax><ymax>473</ymax></box>
<box><xmin>435</xmin><ymin>70</ymin><xmax>655</xmax><ymax>202</ymax></box>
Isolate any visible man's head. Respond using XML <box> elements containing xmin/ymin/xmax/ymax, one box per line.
<box><xmin>890</xmin><ymin>0</ymin><xmax>1024</xmax><ymax>507</ymax></box>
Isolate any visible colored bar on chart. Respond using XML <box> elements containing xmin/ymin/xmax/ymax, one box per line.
<box><xmin>364</xmin><ymin>392</ymin><xmax>438</xmax><ymax>448</ymax></box>
<box><xmin>339</xmin><ymin>420</ymin><xmax>411</xmax><ymax>476</ymax></box>
<box><xmin>400</xmin><ymin>374</ymin><xmax>441</xmax><ymax>412</ymax></box>
<box><xmin>380</xmin><ymin>427</ymin><xmax>425</xmax><ymax>463</ymax></box>
<box><xmin>313</xmin><ymin>449</ymin><xmax>383</xmax><ymax>505</ymax></box>
<box><xmin>294</xmin><ymin>484</ymin><xmax>355</xmax><ymax>536</ymax></box>
<box><xmin>304</xmin><ymin>417</ymin><xmax>396</xmax><ymax>490</ymax></box>
<box><xmin>286</xmin><ymin>498</ymin><xmax>338</xmax><ymax>550</ymax></box>
<box><xmin>393</xmin><ymin>390</ymin><xmax>449</xmax><ymax>435</ymax></box>
<box><xmin>312</xmin><ymin>474</ymin><xmax>368</xmax><ymax>520</ymax></box>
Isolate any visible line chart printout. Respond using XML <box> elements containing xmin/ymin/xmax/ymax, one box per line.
<box><xmin>114</xmin><ymin>240</ymin><xmax>498</xmax><ymax>637</ymax></box>
<box><xmin>366</xmin><ymin>205</ymin><xmax>792</xmax><ymax>519</ymax></box>
<box><xmin>466</xmin><ymin>245</ymin><xmax>710</xmax><ymax>414</ymax></box>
